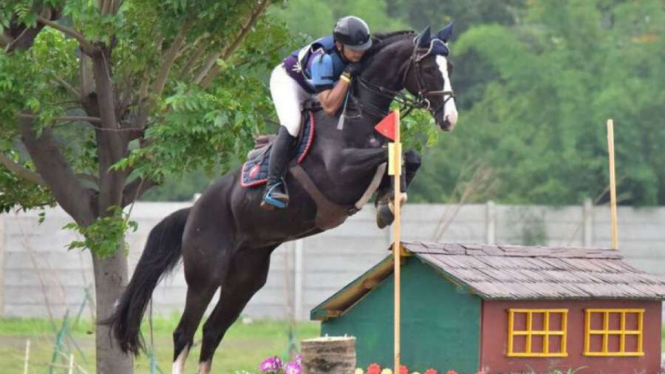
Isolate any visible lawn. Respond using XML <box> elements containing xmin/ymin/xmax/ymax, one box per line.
<box><xmin>1</xmin><ymin>319</ymin><xmax>663</xmax><ymax>374</ymax></box>
<box><xmin>0</xmin><ymin>315</ymin><xmax>320</xmax><ymax>374</ymax></box>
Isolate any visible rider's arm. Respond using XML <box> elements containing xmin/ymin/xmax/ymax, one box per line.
<box><xmin>310</xmin><ymin>54</ymin><xmax>350</xmax><ymax>116</ymax></box>
<box><xmin>317</xmin><ymin>81</ymin><xmax>350</xmax><ymax>116</ymax></box>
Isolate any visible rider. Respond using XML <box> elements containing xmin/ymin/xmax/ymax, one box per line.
<box><xmin>261</xmin><ymin>15</ymin><xmax>373</xmax><ymax>210</ymax></box>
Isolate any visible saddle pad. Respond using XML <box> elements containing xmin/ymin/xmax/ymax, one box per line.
<box><xmin>240</xmin><ymin>111</ymin><xmax>315</xmax><ymax>188</ymax></box>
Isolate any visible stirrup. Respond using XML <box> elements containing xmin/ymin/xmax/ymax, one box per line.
<box><xmin>261</xmin><ymin>181</ymin><xmax>289</xmax><ymax>209</ymax></box>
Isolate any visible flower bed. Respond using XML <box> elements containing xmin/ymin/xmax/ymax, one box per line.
<box><xmin>256</xmin><ymin>357</ymin><xmax>481</xmax><ymax>374</ymax></box>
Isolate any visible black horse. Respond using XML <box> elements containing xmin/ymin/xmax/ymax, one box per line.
<box><xmin>106</xmin><ymin>25</ymin><xmax>458</xmax><ymax>374</ymax></box>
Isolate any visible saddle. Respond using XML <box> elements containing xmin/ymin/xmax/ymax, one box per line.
<box><xmin>241</xmin><ymin>108</ymin><xmax>387</xmax><ymax>230</ymax></box>
<box><xmin>240</xmin><ymin>111</ymin><xmax>316</xmax><ymax>188</ymax></box>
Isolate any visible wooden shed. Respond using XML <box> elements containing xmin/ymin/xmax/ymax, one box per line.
<box><xmin>310</xmin><ymin>241</ymin><xmax>665</xmax><ymax>374</ymax></box>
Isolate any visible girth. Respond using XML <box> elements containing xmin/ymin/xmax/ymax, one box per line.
<box><xmin>289</xmin><ymin>162</ymin><xmax>387</xmax><ymax>230</ymax></box>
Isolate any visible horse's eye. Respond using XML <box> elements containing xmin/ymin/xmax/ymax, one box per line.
<box><xmin>448</xmin><ymin>63</ymin><xmax>454</xmax><ymax>76</ymax></box>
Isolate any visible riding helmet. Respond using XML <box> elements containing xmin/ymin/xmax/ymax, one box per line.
<box><xmin>333</xmin><ymin>16</ymin><xmax>372</xmax><ymax>51</ymax></box>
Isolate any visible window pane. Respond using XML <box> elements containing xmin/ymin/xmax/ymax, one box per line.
<box><xmin>531</xmin><ymin>335</ymin><xmax>545</xmax><ymax>354</ymax></box>
<box><xmin>589</xmin><ymin>334</ymin><xmax>604</xmax><ymax>352</ymax></box>
<box><xmin>590</xmin><ymin>312</ymin><xmax>603</xmax><ymax>330</ymax></box>
<box><xmin>513</xmin><ymin>335</ymin><xmax>527</xmax><ymax>353</ymax></box>
<box><xmin>625</xmin><ymin>334</ymin><xmax>639</xmax><ymax>353</ymax></box>
<box><xmin>549</xmin><ymin>312</ymin><xmax>562</xmax><ymax>331</ymax></box>
<box><xmin>514</xmin><ymin>312</ymin><xmax>528</xmax><ymax>331</ymax></box>
<box><xmin>625</xmin><ymin>312</ymin><xmax>639</xmax><ymax>331</ymax></box>
<box><xmin>608</xmin><ymin>312</ymin><xmax>621</xmax><ymax>330</ymax></box>
<box><xmin>549</xmin><ymin>335</ymin><xmax>563</xmax><ymax>353</ymax></box>
<box><xmin>532</xmin><ymin>312</ymin><xmax>544</xmax><ymax>331</ymax></box>
<box><xmin>608</xmin><ymin>334</ymin><xmax>621</xmax><ymax>353</ymax></box>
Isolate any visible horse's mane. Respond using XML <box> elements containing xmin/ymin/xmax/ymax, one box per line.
<box><xmin>363</xmin><ymin>30</ymin><xmax>415</xmax><ymax>63</ymax></box>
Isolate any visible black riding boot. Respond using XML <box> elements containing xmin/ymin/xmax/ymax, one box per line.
<box><xmin>261</xmin><ymin>126</ymin><xmax>297</xmax><ymax>210</ymax></box>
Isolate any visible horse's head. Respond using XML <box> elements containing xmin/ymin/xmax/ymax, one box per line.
<box><xmin>402</xmin><ymin>24</ymin><xmax>459</xmax><ymax>131</ymax></box>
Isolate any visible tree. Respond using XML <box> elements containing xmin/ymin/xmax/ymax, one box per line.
<box><xmin>0</xmin><ymin>0</ymin><xmax>290</xmax><ymax>372</ymax></box>
<box><xmin>410</xmin><ymin>0</ymin><xmax>665</xmax><ymax>205</ymax></box>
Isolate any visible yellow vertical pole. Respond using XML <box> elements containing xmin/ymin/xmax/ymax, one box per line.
<box><xmin>607</xmin><ymin>119</ymin><xmax>619</xmax><ymax>249</ymax></box>
<box><xmin>393</xmin><ymin>109</ymin><xmax>402</xmax><ymax>373</ymax></box>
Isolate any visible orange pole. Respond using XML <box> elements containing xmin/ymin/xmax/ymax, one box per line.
<box><xmin>607</xmin><ymin>119</ymin><xmax>619</xmax><ymax>249</ymax></box>
<box><xmin>393</xmin><ymin>109</ymin><xmax>402</xmax><ymax>373</ymax></box>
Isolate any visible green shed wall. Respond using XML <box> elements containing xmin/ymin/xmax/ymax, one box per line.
<box><xmin>321</xmin><ymin>259</ymin><xmax>482</xmax><ymax>374</ymax></box>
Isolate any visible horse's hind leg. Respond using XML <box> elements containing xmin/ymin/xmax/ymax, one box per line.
<box><xmin>172</xmin><ymin>235</ymin><xmax>232</xmax><ymax>374</ymax></box>
<box><xmin>197</xmin><ymin>246</ymin><xmax>275</xmax><ymax>374</ymax></box>
<box><xmin>171</xmin><ymin>281</ymin><xmax>218</xmax><ymax>374</ymax></box>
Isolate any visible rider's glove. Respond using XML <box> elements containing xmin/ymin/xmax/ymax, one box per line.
<box><xmin>342</xmin><ymin>62</ymin><xmax>363</xmax><ymax>79</ymax></box>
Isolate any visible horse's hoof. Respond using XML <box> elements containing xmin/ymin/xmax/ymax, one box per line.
<box><xmin>376</xmin><ymin>203</ymin><xmax>395</xmax><ymax>229</ymax></box>
<box><xmin>388</xmin><ymin>193</ymin><xmax>408</xmax><ymax>213</ymax></box>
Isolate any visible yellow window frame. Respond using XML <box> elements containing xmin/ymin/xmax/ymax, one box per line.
<box><xmin>507</xmin><ymin>309</ymin><xmax>568</xmax><ymax>357</ymax></box>
<box><xmin>584</xmin><ymin>309</ymin><xmax>644</xmax><ymax>357</ymax></box>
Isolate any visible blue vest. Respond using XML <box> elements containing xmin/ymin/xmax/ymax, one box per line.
<box><xmin>283</xmin><ymin>36</ymin><xmax>348</xmax><ymax>93</ymax></box>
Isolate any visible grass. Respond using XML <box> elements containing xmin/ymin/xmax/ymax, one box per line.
<box><xmin>1</xmin><ymin>320</ymin><xmax>663</xmax><ymax>373</ymax></box>
<box><xmin>0</xmin><ymin>315</ymin><xmax>320</xmax><ymax>374</ymax></box>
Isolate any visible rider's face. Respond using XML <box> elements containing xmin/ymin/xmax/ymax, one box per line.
<box><xmin>336</xmin><ymin>42</ymin><xmax>366</xmax><ymax>62</ymax></box>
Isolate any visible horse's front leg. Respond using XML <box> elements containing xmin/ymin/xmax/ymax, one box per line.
<box><xmin>375</xmin><ymin>150</ymin><xmax>421</xmax><ymax>228</ymax></box>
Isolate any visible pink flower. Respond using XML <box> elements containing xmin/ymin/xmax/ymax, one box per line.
<box><xmin>285</xmin><ymin>360</ymin><xmax>301</xmax><ymax>374</ymax></box>
<box><xmin>446</xmin><ymin>371</ymin><xmax>458</xmax><ymax>374</ymax></box>
<box><xmin>259</xmin><ymin>356</ymin><xmax>283</xmax><ymax>373</ymax></box>
<box><xmin>425</xmin><ymin>370</ymin><xmax>438</xmax><ymax>374</ymax></box>
<box><xmin>399</xmin><ymin>365</ymin><xmax>409</xmax><ymax>374</ymax></box>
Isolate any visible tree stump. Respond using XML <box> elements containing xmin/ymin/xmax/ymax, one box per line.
<box><xmin>301</xmin><ymin>336</ymin><xmax>356</xmax><ymax>374</ymax></box>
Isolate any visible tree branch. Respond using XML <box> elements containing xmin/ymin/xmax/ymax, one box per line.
<box><xmin>153</xmin><ymin>20</ymin><xmax>193</xmax><ymax>96</ymax></box>
<box><xmin>200</xmin><ymin>0</ymin><xmax>271</xmax><ymax>88</ymax></box>
<box><xmin>121</xmin><ymin>177</ymin><xmax>157</xmax><ymax>207</ymax></box>
<box><xmin>91</xmin><ymin>48</ymin><xmax>129</xmax><ymax>212</ymax></box>
<box><xmin>0</xmin><ymin>153</ymin><xmax>46</xmax><ymax>186</ymax></box>
<box><xmin>19</xmin><ymin>115</ymin><xmax>95</xmax><ymax>224</ymax></box>
<box><xmin>0</xmin><ymin>33</ymin><xmax>11</xmax><ymax>48</ymax></box>
<box><xmin>36</xmin><ymin>16</ymin><xmax>95</xmax><ymax>55</ymax></box>
<box><xmin>179</xmin><ymin>33</ymin><xmax>210</xmax><ymax>80</ymax></box>
<box><xmin>53</xmin><ymin>76</ymin><xmax>81</xmax><ymax>99</ymax></box>
<box><xmin>193</xmin><ymin>51</ymin><xmax>223</xmax><ymax>85</ymax></box>
<box><xmin>113</xmin><ymin>0</ymin><xmax>124</xmax><ymax>14</ymax></box>
<box><xmin>17</xmin><ymin>113</ymin><xmax>102</xmax><ymax>123</ymax></box>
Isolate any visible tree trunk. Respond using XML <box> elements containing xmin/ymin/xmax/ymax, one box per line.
<box><xmin>92</xmin><ymin>248</ymin><xmax>134</xmax><ymax>374</ymax></box>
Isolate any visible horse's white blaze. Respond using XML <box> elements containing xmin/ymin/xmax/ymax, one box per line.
<box><xmin>172</xmin><ymin>346</ymin><xmax>189</xmax><ymax>374</ymax></box>
<box><xmin>435</xmin><ymin>55</ymin><xmax>459</xmax><ymax>129</ymax></box>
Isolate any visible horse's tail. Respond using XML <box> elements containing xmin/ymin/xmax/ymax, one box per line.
<box><xmin>103</xmin><ymin>207</ymin><xmax>191</xmax><ymax>355</ymax></box>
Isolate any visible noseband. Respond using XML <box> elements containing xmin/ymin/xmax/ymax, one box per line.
<box><xmin>352</xmin><ymin>40</ymin><xmax>455</xmax><ymax>119</ymax></box>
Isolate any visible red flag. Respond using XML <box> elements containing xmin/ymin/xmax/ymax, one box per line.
<box><xmin>374</xmin><ymin>111</ymin><xmax>397</xmax><ymax>141</ymax></box>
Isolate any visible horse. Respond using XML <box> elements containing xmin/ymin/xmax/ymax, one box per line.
<box><xmin>105</xmin><ymin>24</ymin><xmax>459</xmax><ymax>374</ymax></box>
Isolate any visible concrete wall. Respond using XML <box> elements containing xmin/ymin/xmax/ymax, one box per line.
<box><xmin>1</xmin><ymin>201</ymin><xmax>664</xmax><ymax>320</ymax></box>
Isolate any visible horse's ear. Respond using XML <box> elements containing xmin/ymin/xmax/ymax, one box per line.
<box><xmin>416</xmin><ymin>26</ymin><xmax>431</xmax><ymax>48</ymax></box>
<box><xmin>437</xmin><ymin>20</ymin><xmax>455</xmax><ymax>43</ymax></box>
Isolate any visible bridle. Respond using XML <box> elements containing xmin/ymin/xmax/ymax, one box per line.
<box><xmin>350</xmin><ymin>39</ymin><xmax>456</xmax><ymax>119</ymax></box>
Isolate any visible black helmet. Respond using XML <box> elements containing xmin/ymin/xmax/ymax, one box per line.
<box><xmin>333</xmin><ymin>16</ymin><xmax>372</xmax><ymax>51</ymax></box>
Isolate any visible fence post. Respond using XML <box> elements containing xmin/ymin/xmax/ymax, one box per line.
<box><xmin>294</xmin><ymin>239</ymin><xmax>304</xmax><ymax>321</ymax></box>
<box><xmin>0</xmin><ymin>213</ymin><xmax>5</xmax><ymax>316</ymax></box>
<box><xmin>486</xmin><ymin>201</ymin><xmax>496</xmax><ymax>245</ymax></box>
<box><xmin>583</xmin><ymin>198</ymin><xmax>593</xmax><ymax>247</ymax></box>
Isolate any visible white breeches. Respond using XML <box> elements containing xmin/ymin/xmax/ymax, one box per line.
<box><xmin>270</xmin><ymin>65</ymin><xmax>317</xmax><ymax>137</ymax></box>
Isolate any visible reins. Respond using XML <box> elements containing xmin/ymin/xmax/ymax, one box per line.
<box><xmin>348</xmin><ymin>40</ymin><xmax>456</xmax><ymax>120</ymax></box>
